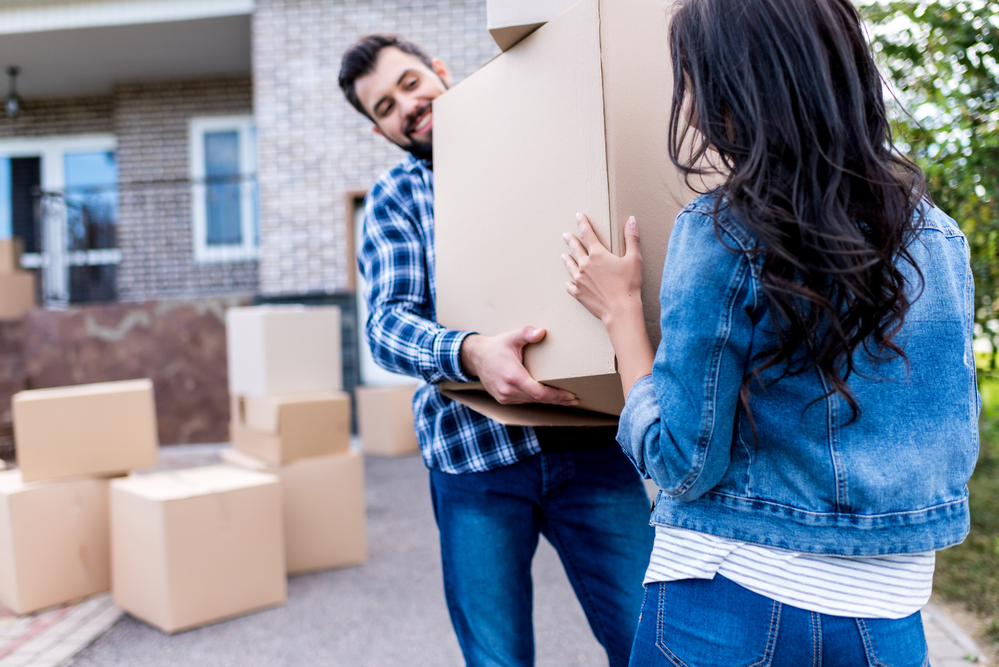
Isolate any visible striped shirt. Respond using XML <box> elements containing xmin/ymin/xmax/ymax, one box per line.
<box><xmin>645</xmin><ymin>525</ymin><xmax>935</xmax><ymax>619</ymax></box>
<box><xmin>359</xmin><ymin>154</ymin><xmax>542</xmax><ymax>474</ymax></box>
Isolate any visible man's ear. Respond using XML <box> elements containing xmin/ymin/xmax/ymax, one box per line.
<box><xmin>431</xmin><ymin>58</ymin><xmax>453</xmax><ymax>88</ymax></box>
<box><xmin>372</xmin><ymin>125</ymin><xmax>383</xmax><ymax>137</ymax></box>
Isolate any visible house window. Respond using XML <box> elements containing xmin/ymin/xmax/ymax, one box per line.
<box><xmin>189</xmin><ymin>116</ymin><xmax>257</xmax><ymax>262</ymax></box>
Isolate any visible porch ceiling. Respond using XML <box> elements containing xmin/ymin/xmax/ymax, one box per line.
<box><xmin>0</xmin><ymin>14</ymin><xmax>252</xmax><ymax>100</ymax></box>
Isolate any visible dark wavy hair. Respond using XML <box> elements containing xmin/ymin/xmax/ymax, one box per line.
<box><xmin>668</xmin><ymin>0</ymin><xmax>929</xmax><ymax>424</ymax></box>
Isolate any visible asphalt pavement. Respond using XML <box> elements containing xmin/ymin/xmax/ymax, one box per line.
<box><xmin>65</xmin><ymin>444</ymin><xmax>988</xmax><ymax>666</ymax></box>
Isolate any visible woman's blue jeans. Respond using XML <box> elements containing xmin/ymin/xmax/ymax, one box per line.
<box><xmin>629</xmin><ymin>575</ymin><xmax>930</xmax><ymax>667</ymax></box>
<box><xmin>429</xmin><ymin>447</ymin><xmax>654</xmax><ymax>667</ymax></box>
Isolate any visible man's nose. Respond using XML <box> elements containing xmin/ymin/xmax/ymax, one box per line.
<box><xmin>399</xmin><ymin>95</ymin><xmax>421</xmax><ymax>121</ymax></box>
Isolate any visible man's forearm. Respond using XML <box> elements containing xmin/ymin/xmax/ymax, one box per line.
<box><xmin>366</xmin><ymin>305</ymin><xmax>473</xmax><ymax>384</ymax></box>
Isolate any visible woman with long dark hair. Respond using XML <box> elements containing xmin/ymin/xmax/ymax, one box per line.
<box><xmin>561</xmin><ymin>0</ymin><xmax>978</xmax><ymax>662</ymax></box>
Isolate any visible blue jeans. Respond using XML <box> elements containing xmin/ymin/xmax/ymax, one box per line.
<box><xmin>629</xmin><ymin>576</ymin><xmax>930</xmax><ymax>667</ymax></box>
<box><xmin>429</xmin><ymin>447</ymin><xmax>654</xmax><ymax>667</ymax></box>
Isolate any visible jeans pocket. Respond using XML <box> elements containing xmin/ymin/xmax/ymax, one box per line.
<box><xmin>653</xmin><ymin>578</ymin><xmax>780</xmax><ymax>667</ymax></box>
<box><xmin>855</xmin><ymin>615</ymin><xmax>929</xmax><ymax>667</ymax></box>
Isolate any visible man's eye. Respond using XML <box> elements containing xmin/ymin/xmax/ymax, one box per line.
<box><xmin>406</xmin><ymin>77</ymin><xmax>418</xmax><ymax>89</ymax></box>
<box><xmin>379</xmin><ymin>102</ymin><xmax>393</xmax><ymax>117</ymax></box>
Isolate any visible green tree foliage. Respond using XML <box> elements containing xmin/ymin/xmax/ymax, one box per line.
<box><xmin>865</xmin><ymin>1</ymin><xmax>999</xmax><ymax>364</ymax></box>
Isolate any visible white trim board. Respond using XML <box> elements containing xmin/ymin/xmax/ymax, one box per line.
<box><xmin>0</xmin><ymin>0</ymin><xmax>253</xmax><ymax>36</ymax></box>
<box><xmin>188</xmin><ymin>115</ymin><xmax>258</xmax><ymax>264</ymax></box>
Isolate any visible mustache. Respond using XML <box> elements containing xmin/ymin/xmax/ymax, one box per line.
<box><xmin>404</xmin><ymin>103</ymin><xmax>432</xmax><ymax>136</ymax></box>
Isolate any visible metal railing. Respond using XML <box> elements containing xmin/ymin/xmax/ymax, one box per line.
<box><xmin>31</xmin><ymin>175</ymin><xmax>258</xmax><ymax>307</ymax></box>
<box><xmin>30</xmin><ymin>186</ymin><xmax>120</xmax><ymax>306</ymax></box>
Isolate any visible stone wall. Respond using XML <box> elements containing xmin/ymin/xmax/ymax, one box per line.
<box><xmin>253</xmin><ymin>0</ymin><xmax>499</xmax><ymax>296</ymax></box>
<box><xmin>0</xmin><ymin>321</ymin><xmax>26</xmax><ymax>459</ymax></box>
<box><xmin>114</xmin><ymin>77</ymin><xmax>259</xmax><ymax>301</ymax></box>
<box><xmin>15</xmin><ymin>297</ymin><xmax>248</xmax><ymax>454</ymax></box>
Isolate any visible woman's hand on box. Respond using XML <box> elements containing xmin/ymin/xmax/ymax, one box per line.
<box><xmin>562</xmin><ymin>213</ymin><xmax>654</xmax><ymax>398</ymax></box>
<box><xmin>562</xmin><ymin>213</ymin><xmax>643</xmax><ymax>327</ymax></box>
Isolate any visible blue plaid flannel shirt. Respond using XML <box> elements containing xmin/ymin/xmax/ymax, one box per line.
<box><xmin>358</xmin><ymin>153</ymin><xmax>541</xmax><ymax>474</ymax></box>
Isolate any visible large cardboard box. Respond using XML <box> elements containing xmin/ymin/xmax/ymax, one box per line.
<box><xmin>435</xmin><ymin>0</ymin><xmax>713</xmax><ymax>420</ymax></box>
<box><xmin>229</xmin><ymin>391</ymin><xmax>351</xmax><ymax>466</ymax></box>
<box><xmin>354</xmin><ymin>385</ymin><xmax>420</xmax><ymax>457</ymax></box>
<box><xmin>0</xmin><ymin>471</ymin><xmax>110</xmax><ymax>615</ymax></box>
<box><xmin>487</xmin><ymin>0</ymin><xmax>579</xmax><ymax>50</ymax></box>
<box><xmin>110</xmin><ymin>465</ymin><xmax>286</xmax><ymax>634</ymax></box>
<box><xmin>226</xmin><ymin>305</ymin><xmax>342</xmax><ymax>396</ymax></box>
<box><xmin>0</xmin><ymin>271</ymin><xmax>35</xmax><ymax>321</ymax></box>
<box><xmin>13</xmin><ymin>379</ymin><xmax>158</xmax><ymax>483</ymax></box>
<box><xmin>0</xmin><ymin>238</ymin><xmax>24</xmax><ymax>274</ymax></box>
<box><xmin>220</xmin><ymin>448</ymin><xmax>368</xmax><ymax>574</ymax></box>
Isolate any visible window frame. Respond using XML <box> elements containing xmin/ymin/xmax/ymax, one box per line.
<box><xmin>188</xmin><ymin>115</ymin><xmax>257</xmax><ymax>263</ymax></box>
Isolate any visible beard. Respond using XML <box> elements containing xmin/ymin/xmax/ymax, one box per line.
<box><xmin>397</xmin><ymin>135</ymin><xmax>433</xmax><ymax>162</ymax></box>
<box><xmin>393</xmin><ymin>101</ymin><xmax>434</xmax><ymax>162</ymax></box>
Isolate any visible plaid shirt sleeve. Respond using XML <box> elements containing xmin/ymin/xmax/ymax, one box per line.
<box><xmin>358</xmin><ymin>165</ymin><xmax>475</xmax><ymax>384</ymax></box>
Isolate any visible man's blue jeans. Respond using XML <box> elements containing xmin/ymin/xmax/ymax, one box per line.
<box><xmin>429</xmin><ymin>447</ymin><xmax>654</xmax><ymax>667</ymax></box>
<box><xmin>629</xmin><ymin>575</ymin><xmax>930</xmax><ymax>667</ymax></box>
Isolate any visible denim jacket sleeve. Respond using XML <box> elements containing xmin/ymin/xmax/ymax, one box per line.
<box><xmin>359</xmin><ymin>175</ymin><xmax>475</xmax><ymax>385</ymax></box>
<box><xmin>617</xmin><ymin>205</ymin><xmax>758</xmax><ymax>502</ymax></box>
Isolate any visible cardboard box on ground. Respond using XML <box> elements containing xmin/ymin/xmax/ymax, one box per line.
<box><xmin>0</xmin><ymin>472</ymin><xmax>111</xmax><ymax>615</ymax></box>
<box><xmin>229</xmin><ymin>392</ymin><xmax>351</xmax><ymax>466</ymax></box>
<box><xmin>435</xmin><ymin>0</ymin><xmax>717</xmax><ymax>424</ymax></box>
<box><xmin>12</xmin><ymin>379</ymin><xmax>158</xmax><ymax>483</ymax></box>
<box><xmin>111</xmin><ymin>465</ymin><xmax>286</xmax><ymax>634</ymax></box>
<box><xmin>355</xmin><ymin>385</ymin><xmax>421</xmax><ymax>457</ymax></box>
<box><xmin>226</xmin><ymin>306</ymin><xmax>342</xmax><ymax>397</ymax></box>
<box><xmin>0</xmin><ymin>238</ymin><xmax>35</xmax><ymax>321</ymax></box>
<box><xmin>220</xmin><ymin>448</ymin><xmax>368</xmax><ymax>574</ymax></box>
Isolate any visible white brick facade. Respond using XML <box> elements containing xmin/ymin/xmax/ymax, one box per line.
<box><xmin>0</xmin><ymin>96</ymin><xmax>113</xmax><ymax>139</ymax></box>
<box><xmin>253</xmin><ymin>0</ymin><xmax>499</xmax><ymax>296</ymax></box>
<box><xmin>114</xmin><ymin>77</ymin><xmax>258</xmax><ymax>301</ymax></box>
<box><xmin>0</xmin><ymin>1</ymin><xmax>499</xmax><ymax>302</ymax></box>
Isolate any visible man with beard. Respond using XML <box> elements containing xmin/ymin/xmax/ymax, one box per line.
<box><xmin>338</xmin><ymin>35</ymin><xmax>653</xmax><ymax>667</ymax></box>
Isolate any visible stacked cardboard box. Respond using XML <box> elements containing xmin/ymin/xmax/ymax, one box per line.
<box><xmin>435</xmin><ymin>0</ymin><xmax>717</xmax><ymax>424</ymax></box>
<box><xmin>0</xmin><ymin>238</ymin><xmax>35</xmax><ymax>321</ymax></box>
<box><xmin>219</xmin><ymin>448</ymin><xmax>367</xmax><ymax>574</ymax></box>
<box><xmin>1</xmin><ymin>379</ymin><xmax>158</xmax><ymax>615</ymax></box>
<box><xmin>111</xmin><ymin>465</ymin><xmax>286</xmax><ymax>633</ymax></box>
<box><xmin>354</xmin><ymin>385</ymin><xmax>420</xmax><ymax>457</ymax></box>
<box><xmin>225</xmin><ymin>305</ymin><xmax>367</xmax><ymax>574</ymax></box>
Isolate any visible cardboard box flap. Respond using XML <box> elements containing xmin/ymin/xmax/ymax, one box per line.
<box><xmin>13</xmin><ymin>378</ymin><xmax>153</xmax><ymax>403</ymax></box>
<box><xmin>0</xmin><ymin>470</ymin><xmax>109</xmax><ymax>495</ymax></box>
<box><xmin>487</xmin><ymin>0</ymin><xmax>580</xmax><ymax>50</ymax></box>
<box><xmin>112</xmin><ymin>466</ymin><xmax>278</xmax><ymax>502</ymax></box>
<box><xmin>241</xmin><ymin>392</ymin><xmax>348</xmax><ymax>433</ymax></box>
<box><xmin>440</xmin><ymin>390</ymin><xmax>618</xmax><ymax>427</ymax></box>
<box><xmin>219</xmin><ymin>448</ymin><xmax>270</xmax><ymax>472</ymax></box>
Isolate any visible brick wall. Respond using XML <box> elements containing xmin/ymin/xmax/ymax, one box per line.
<box><xmin>0</xmin><ymin>96</ymin><xmax>113</xmax><ymax>139</ymax></box>
<box><xmin>114</xmin><ymin>77</ymin><xmax>259</xmax><ymax>301</ymax></box>
<box><xmin>253</xmin><ymin>0</ymin><xmax>499</xmax><ymax>296</ymax></box>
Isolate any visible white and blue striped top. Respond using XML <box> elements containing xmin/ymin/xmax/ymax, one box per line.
<box><xmin>645</xmin><ymin>525</ymin><xmax>935</xmax><ymax>619</ymax></box>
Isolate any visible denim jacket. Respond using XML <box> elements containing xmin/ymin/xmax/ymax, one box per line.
<box><xmin>618</xmin><ymin>194</ymin><xmax>979</xmax><ymax>556</ymax></box>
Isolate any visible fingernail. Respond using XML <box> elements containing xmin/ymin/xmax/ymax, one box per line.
<box><xmin>562</xmin><ymin>233</ymin><xmax>569</xmax><ymax>241</ymax></box>
<box><xmin>533</xmin><ymin>328</ymin><xmax>543</xmax><ymax>336</ymax></box>
<box><xmin>628</xmin><ymin>216</ymin><xmax>637</xmax><ymax>228</ymax></box>
<box><xmin>575</xmin><ymin>212</ymin><xmax>583</xmax><ymax>222</ymax></box>
<box><xmin>560</xmin><ymin>253</ymin><xmax>567</xmax><ymax>262</ymax></box>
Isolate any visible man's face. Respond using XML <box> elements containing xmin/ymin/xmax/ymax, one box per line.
<box><xmin>354</xmin><ymin>47</ymin><xmax>452</xmax><ymax>161</ymax></box>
